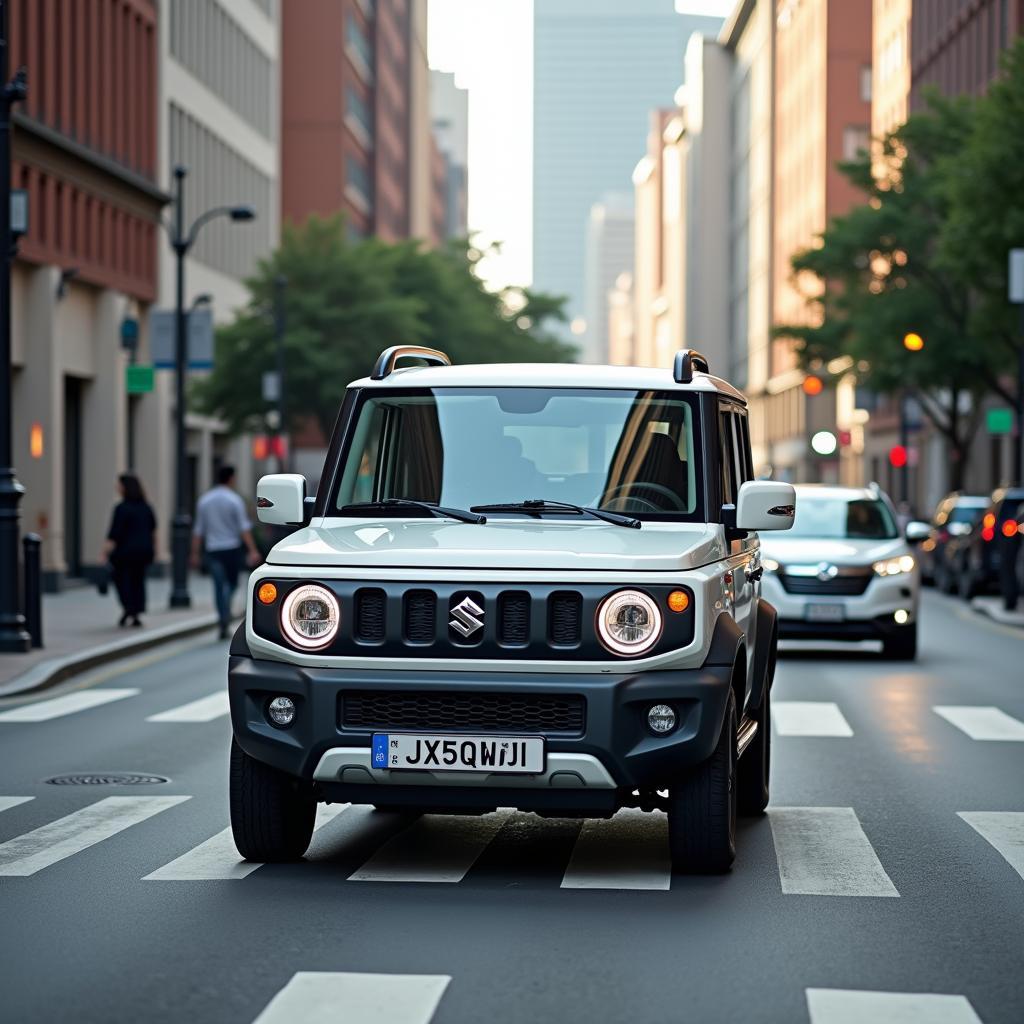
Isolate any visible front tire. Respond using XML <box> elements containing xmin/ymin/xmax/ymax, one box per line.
<box><xmin>668</xmin><ymin>690</ymin><xmax>737</xmax><ymax>874</ymax></box>
<box><xmin>230</xmin><ymin>738</ymin><xmax>317</xmax><ymax>861</ymax></box>
<box><xmin>882</xmin><ymin>624</ymin><xmax>917</xmax><ymax>661</ymax></box>
<box><xmin>737</xmin><ymin>688</ymin><xmax>771</xmax><ymax>816</ymax></box>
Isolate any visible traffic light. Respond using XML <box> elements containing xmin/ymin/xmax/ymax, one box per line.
<box><xmin>802</xmin><ymin>375</ymin><xmax>824</xmax><ymax>396</ymax></box>
<box><xmin>903</xmin><ymin>332</ymin><xmax>924</xmax><ymax>352</ymax></box>
<box><xmin>889</xmin><ymin>445</ymin><xmax>908</xmax><ymax>468</ymax></box>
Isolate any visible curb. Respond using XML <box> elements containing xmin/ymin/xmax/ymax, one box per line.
<box><xmin>0</xmin><ymin>614</ymin><xmax>220</xmax><ymax>699</ymax></box>
<box><xmin>971</xmin><ymin>599</ymin><xmax>1024</xmax><ymax>630</ymax></box>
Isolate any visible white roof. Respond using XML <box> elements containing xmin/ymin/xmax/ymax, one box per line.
<box><xmin>351</xmin><ymin>361</ymin><xmax>747</xmax><ymax>403</ymax></box>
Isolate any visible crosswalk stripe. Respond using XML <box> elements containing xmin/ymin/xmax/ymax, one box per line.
<box><xmin>0</xmin><ymin>795</ymin><xmax>190</xmax><ymax>876</ymax></box>
<box><xmin>806</xmin><ymin>988</ymin><xmax>982</xmax><ymax>1023</ymax></box>
<box><xmin>0</xmin><ymin>688</ymin><xmax>139</xmax><ymax>722</ymax></box>
<box><xmin>768</xmin><ymin>807</ymin><xmax>899</xmax><ymax>897</ymax></box>
<box><xmin>773</xmin><ymin>701</ymin><xmax>853</xmax><ymax>737</ymax></box>
<box><xmin>561</xmin><ymin>809</ymin><xmax>671</xmax><ymax>890</ymax></box>
<box><xmin>144</xmin><ymin>803</ymin><xmax>350</xmax><ymax>880</ymax></box>
<box><xmin>933</xmin><ymin>706</ymin><xmax>1024</xmax><ymax>741</ymax></box>
<box><xmin>251</xmin><ymin>972</ymin><xmax>451</xmax><ymax>1024</ymax></box>
<box><xmin>958</xmin><ymin>811</ymin><xmax>1024</xmax><ymax>881</ymax></box>
<box><xmin>0</xmin><ymin>796</ymin><xmax>34</xmax><ymax>814</ymax></box>
<box><xmin>146</xmin><ymin>691</ymin><xmax>230</xmax><ymax>723</ymax></box>
<box><xmin>348</xmin><ymin>809</ymin><xmax>511</xmax><ymax>883</ymax></box>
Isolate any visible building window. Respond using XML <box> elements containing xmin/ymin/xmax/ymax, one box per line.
<box><xmin>860</xmin><ymin>64</ymin><xmax>872</xmax><ymax>102</ymax></box>
<box><xmin>346</xmin><ymin>14</ymin><xmax>374</xmax><ymax>80</ymax></box>
<box><xmin>345</xmin><ymin>86</ymin><xmax>374</xmax><ymax>147</ymax></box>
<box><xmin>346</xmin><ymin>156</ymin><xmax>372</xmax><ymax>213</ymax></box>
<box><xmin>843</xmin><ymin>125</ymin><xmax>871</xmax><ymax>160</ymax></box>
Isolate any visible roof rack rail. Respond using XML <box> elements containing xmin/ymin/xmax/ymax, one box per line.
<box><xmin>371</xmin><ymin>345</ymin><xmax>451</xmax><ymax>380</ymax></box>
<box><xmin>673</xmin><ymin>348</ymin><xmax>710</xmax><ymax>384</ymax></box>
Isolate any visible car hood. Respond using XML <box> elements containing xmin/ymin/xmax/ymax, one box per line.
<box><xmin>267</xmin><ymin>517</ymin><xmax>724</xmax><ymax>573</ymax></box>
<box><xmin>759</xmin><ymin>535</ymin><xmax>909</xmax><ymax>567</ymax></box>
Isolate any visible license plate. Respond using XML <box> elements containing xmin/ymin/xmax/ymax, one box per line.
<box><xmin>372</xmin><ymin>734</ymin><xmax>545</xmax><ymax>774</ymax></box>
<box><xmin>805</xmin><ymin>603</ymin><xmax>845</xmax><ymax>622</ymax></box>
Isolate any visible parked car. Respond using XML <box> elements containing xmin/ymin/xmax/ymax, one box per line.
<box><xmin>229</xmin><ymin>345</ymin><xmax>796</xmax><ymax>875</ymax></box>
<box><xmin>760</xmin><ymin>484</ymin><xmax>923</xmax><ymax>660</ymax></box>
<box><xmin>953</xmin><ymin>487</ymin><xmax>1024</xmax><ymax>601</ymax></box>
<box><xmin>920</xmin><ymin>492</ymin><xmax>988</xmax><ymax>591</ymax></box>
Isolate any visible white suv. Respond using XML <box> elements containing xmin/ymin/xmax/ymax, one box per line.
<box><xmin>760</xmin><ymin>484</ymin><xmax>920</xmax><ymax>659</ymax></box>
<box><xmin>228</xmin><ymin>346</ymin><xmax>795</xmax><ymax>874</ymax></box>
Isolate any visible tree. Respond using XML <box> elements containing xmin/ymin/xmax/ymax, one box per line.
<box><xmin>194</xmin><ymin>217</ymin><xmax>574</xmax><ymax>440</ymax></box>
<box><xmin>774</xmin><ymin>95</ymin><xmax>990</xmax><ymax>488</ymax></box>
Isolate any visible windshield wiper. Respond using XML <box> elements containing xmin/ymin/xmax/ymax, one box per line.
<box><xmin>470</xmin><ymin>499</ymin><xmax>640</xmax><ymax>529</ymax></box>
<box><xmin>340</xmin><ymin>499</ymin><xmax>486</xmax><ymax>524</ymax></box>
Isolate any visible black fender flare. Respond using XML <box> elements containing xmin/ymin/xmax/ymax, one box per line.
<box><xmin>749</xmin><ymin>598</ymin><xmax>778</xmax><ymax>712</ymax></box>
<box><xmin>703</xmin><ymin>613</ymin><xmax>747</xmax><ymax>715</ymax></box>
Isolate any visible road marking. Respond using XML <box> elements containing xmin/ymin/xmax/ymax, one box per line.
<box><xmin>251</xmin><ymin>972</ymin><xmax>451</xmax><ymax>1024</ymax></box>
<box><xmin>348</xmin><ymin>810</ymin><xmax>511</xmax><ymax>883</ymax></box>
<box><xmin>146</xmin><ymin>691</ymin><xmax>230</xmax><ymax>723</ymax></box>
<box><xmin>768</xmin><ymin>807</ymin><xmax>899</xmax><ymax>897</ymax></box>
<box><xmin>0</xmin><ymin>688</ymin><xmax>139</xmax><ymax>722</ymax></box>
<box><xmin>144</xmin><ymin>803</ymin><xmax>350</xmax><ymax>880</ymax></box>
<box><xmin>0</xmin><ymin>796</ymin><xmax>34</xmax><ymax>814</ymax></box>
<box><xmin>958</xmin><ymin>811</ymin><xmax>1024</xmax><ymax>881</ymax></box>
<box><xmin>561</xmin><ymin>809</ymin><xmax>671</xmax><ymax>890</ymax></box>
<box><xmin>0</xmin><ymin>795</ymin><xmax>190</xmax><ymax>876</ymax></box>
<box><xmin>933</xmin><ymin>706</ymin><xmax>1024</xmax><ymax>741</ymax></box>
<box><xmin>806</xmin><ymin>988</ymin><xmax>982</xmax><ymax>1023</ymax></box>
<box><xmin>773</xmin><ymin>701</ymin><xmax>853</xmax><ymax>737</ymax></box>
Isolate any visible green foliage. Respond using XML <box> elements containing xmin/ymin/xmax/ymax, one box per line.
<box><xmin>194</xmin><ymin>217</ymin><xmax>575</xmax><ymax>439</ymax></box>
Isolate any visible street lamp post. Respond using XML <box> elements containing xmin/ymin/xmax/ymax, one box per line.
<box><xmin>0</xmin><ymin>1</ymin><xmax>29</xmax><ymax>652</ymax></box>
<box><xmin>273</xmin><ymin>275</ymin><xmax>287</xmax><ymax>473</ymax></box>
<box><xmin>167</xmin><ymin>165</ymin><xmax>254</xmax><ymax>608</ymax></box>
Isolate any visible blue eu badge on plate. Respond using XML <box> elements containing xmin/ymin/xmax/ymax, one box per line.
<box><xmin>372</xmin><ymin>734</ymin><xmax>389</xmax><ymax>768</ymax></box>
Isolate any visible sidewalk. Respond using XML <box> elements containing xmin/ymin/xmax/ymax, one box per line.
<box><xmin>971</xmin><ymin>596</ymin><xmax>1024</xmax><ymax>630</ymax></box>
<box><xmin>0</xmin><ymin>574</ymin><xmax>222</xmax><ymax>698</ymax></box>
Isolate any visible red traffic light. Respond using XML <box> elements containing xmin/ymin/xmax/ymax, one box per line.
<box><xmin>888</xmin><ymin>445</ymin><xmax>908</xmax><ymax>468</ymax></box>
<box><xmin>838</xmin><ymin>430</ymin><xmax>852</xmax><ymax>447</ymax></box>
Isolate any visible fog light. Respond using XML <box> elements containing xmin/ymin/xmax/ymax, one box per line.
<box><xmin>647</xmin><ymin>704</ymin><xmax>677</xmax><ymax>734</ymax></box>
<box><xmin>894</xmin><ymin>609</ymin><xmax>910</xmax><ymax>625</ymax></box>
<box><xmin>267</xmin><ymin>696</ymin><xmax>295</xmax><ymax>727</ymax></box>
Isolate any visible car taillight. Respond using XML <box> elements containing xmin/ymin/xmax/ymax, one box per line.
<box><xmin>1003</xmin><ymin>520</ymin><xmax>1019</xmax><ymax>538</ymax></box>
<box><xmin>982</xmin><ymin>526</ymin><xmax>995</xmax><ymax>542</ymax></box>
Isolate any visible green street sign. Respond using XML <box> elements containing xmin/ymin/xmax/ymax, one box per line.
<box><xmin>126</xmin><ymin>364</ymin><xmax>154</xmax><ymax>394</ymax></box>
<box><xmin>986</xmin><ymin>408</ymin><xmax>1013</xmax><ymax>435</ymax></box>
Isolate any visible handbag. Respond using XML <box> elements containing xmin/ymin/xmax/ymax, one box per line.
<box><xmin>96</xmin><ymin>562</ymin><xmax>113</xmax><ymax>596</ymax></box>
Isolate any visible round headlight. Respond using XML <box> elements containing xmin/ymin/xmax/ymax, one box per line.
<box><xmin>596</xmin><ymin>589</ymin><xmax>663</xmax><ymax>656</ymax></box>
<box><xmin>280</xmin><ymin>584</ymin><xmax>340</xmax><ymax>650</ymax></box>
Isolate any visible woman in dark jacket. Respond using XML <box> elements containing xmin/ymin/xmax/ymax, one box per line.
<box><xmin>104</xmin><ymin>474</ymin><xmax>156</xmax><ymax>627</ymax></box>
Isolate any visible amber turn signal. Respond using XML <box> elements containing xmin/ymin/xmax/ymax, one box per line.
<box><xmin>258</xmin><ymin>582</ymin><xmax>278</xmax><ymax>605</ymax></box>
<box><xmin>667</xmin><ymin>590</ymin><xmax>690</xmax><ymax>613</ymax></box>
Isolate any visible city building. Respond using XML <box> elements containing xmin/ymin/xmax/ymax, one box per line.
<box><xmin>768</xmin><ymin>0</ymin><xmax>872</xmax><ymax>484</ymax></box>
<box><xmin>281</xmin><ymin>0</ymin><xmax>433</xmax><ymax>242</ymax></box>
<box><xmin>9</xmin><ymin>0</ymin><xmax>164</xmax><ymax>588</ymax></box>
<box><xmin>430</xmin><ymin>70</ymin><xmax>469</xmax><ymax>241</ymax></box>
<box><xmin>581</xmin><ymin>193</ymin><xmax>634</xmax><ymax>364</ymax></box>
<box><xmin>872</xmin><ymin>0</ymin><xmax>910</xmax><ymax>141</ymax></box>
<box><xmin>607</xmin><ymin>272</ymin><xmax>635</xmax><ymax>366</ymax></box>
<box><xmin>532</xmin><ymin>0</ymin><xmax>724</xmax><ymax>339</ymax></box>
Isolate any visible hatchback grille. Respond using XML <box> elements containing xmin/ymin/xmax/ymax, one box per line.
<box><xmin>355</xmin><ymin>588</ymin><xmax>386</xmax><ymax>642</ymax></box>
<box><xmin>780</xmin><ymin>574</ymin><xmax>871</xmax><ymax>596</ymax></box>
<box><xmin>498</xmin><ymin>591</ymin><xmax>530</xmax><ymax>645</ymax></box>
<box><xmin>403</xmin><ymin>590</ymin><xmax>436</xmax><ymax>643</ymax></box>
<box><xmin>341</xmin><ymin>691</ymin><xmax>586</xmax><ymax>735</ymax></box>
<box><xmin>549</xmin><ymin>591</ymin><xmax>582</xmax><ymax>646</ymax></box>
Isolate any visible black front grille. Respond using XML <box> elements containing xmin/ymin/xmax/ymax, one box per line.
<box><xmin>781</xmin><ymin>574</ymin><xmax>872</xmax><ymax>596</ymax></box>
<box><xmin>549</xmin><ymin>591</ymin><xmax>582</xmax><ymax>646</ymax></box>
<box><xmin>341</xmin><ymin>691</ymin><xmax>586</xmax><ymax>735</ymax></box>
<box><xmin>498</xmin><ymin>591</ymin><xmax>530</xmax><ymax>645</ymax></box>
<box><xmin>355</xmin><ymin>588</ymin><xmax>386</xmax><ymax>642</ymax></box>
<box><xmin>403</xmin><ymin>590</ymin><xmax>436</xmax><ymax>643</ymax></box>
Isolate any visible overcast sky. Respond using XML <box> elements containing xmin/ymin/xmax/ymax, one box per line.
<box><xmin>427</xmin><ymin>0</ymin><xmax>737</xmax><ymax>291</ymax></box>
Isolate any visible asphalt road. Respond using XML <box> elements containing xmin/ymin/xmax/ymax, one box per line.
<box><xmin>1</xmin><ymin>590</ymin><xmax>1022</xmax><ymax>1024</ymax></box>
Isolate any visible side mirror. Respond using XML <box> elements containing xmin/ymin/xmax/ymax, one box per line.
<box><xmin>256</xmin><ymin>474</ymin><xmax>307</xmax><ymax>526</ymax></box>
<box><xmin>735</xmin><ymin>480</ymin><xmax>797</xmax><ymax>532</ymax></box>
<box><xmin>905</xmin><ymin>520</ymin><xmax>931</xmax><ymax>543</ymax></box>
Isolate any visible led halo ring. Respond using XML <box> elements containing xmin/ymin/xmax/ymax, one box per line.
<box><xmin>596</xmin><ymin>589</ymin><xmax>664</xmax><ymax>657</ymax></box>
<box><xmin>280</xmin><ymin>584</ymin><xmax>341</xmax><ymax>650</ymax></box>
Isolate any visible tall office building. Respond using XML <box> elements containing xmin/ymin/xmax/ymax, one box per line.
<box><xmin>532</xmin><ymin>0</ymin><xmax>723</xmax><ymax>341</ymax></box>
<box><xmin>430</xmin><ymin>70</ymin><xmax>469</xmax><ymax>241</ymax></box>
<box><xmin>582</xmin><ymin>193</ymin><xmax>634</xmax><ymax>364</ymax></box>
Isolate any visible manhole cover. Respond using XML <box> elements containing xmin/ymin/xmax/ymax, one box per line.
<box><xmin>44</xmin><ymin>773</ymin><xmax>170</xmax><ymax>786</ymax></box>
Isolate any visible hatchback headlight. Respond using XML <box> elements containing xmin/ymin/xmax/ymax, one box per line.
<box><xmin>872</xmin><ymin>555</ymin><xmax>916</xmax><ymax>577</ymax></box>
<box><xmin>281</xmin><ymin>584</ymin><xmax>340</xmax><ymax>649</ymax></box>
<box><xmin>596</xmin><ymin>589</ymin><xmax>663</xmax><ymax>656</ymax></box>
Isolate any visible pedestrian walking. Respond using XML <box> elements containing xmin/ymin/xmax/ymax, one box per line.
<box><xmin>103</xmin><ymin>473</ymin><xmax>157</xmax><ymax>627</ymax></box>
<box><xmin>191</xmin><ymin>465</ymin><xmax>262</xmax><ymax>639</ymax></box>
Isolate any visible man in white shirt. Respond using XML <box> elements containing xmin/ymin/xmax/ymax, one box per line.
<box><xmin>191</xmin><ymin>465</ymin><xmax>262</xmax><ymax>639</ymax></box>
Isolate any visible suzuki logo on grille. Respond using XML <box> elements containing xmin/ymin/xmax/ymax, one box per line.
<box><xmin>816</xmin><ymin>562</ymin><xmax>840</xmax><ymax>582</ymax></box>
<box><xmin>449</xmin><ymin>596</ymin><xmax>485</xmax><ymax>638</ymax></box>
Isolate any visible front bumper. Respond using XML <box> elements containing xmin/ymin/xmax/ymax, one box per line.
<box><xmin>228</xmin><ymin>655</ymin><xmax>734</xmax><ymax>808</ymax></box>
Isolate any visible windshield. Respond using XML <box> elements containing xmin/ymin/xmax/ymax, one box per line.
<box><xmin>332</xmin><ymin>388</ymin><xmax>703</xmax><ymax>519</ymax></box>
<box><xmin>787</xmin><ymin>496</ymin><xmax>898</xmax><ymax>540</ymax></box>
